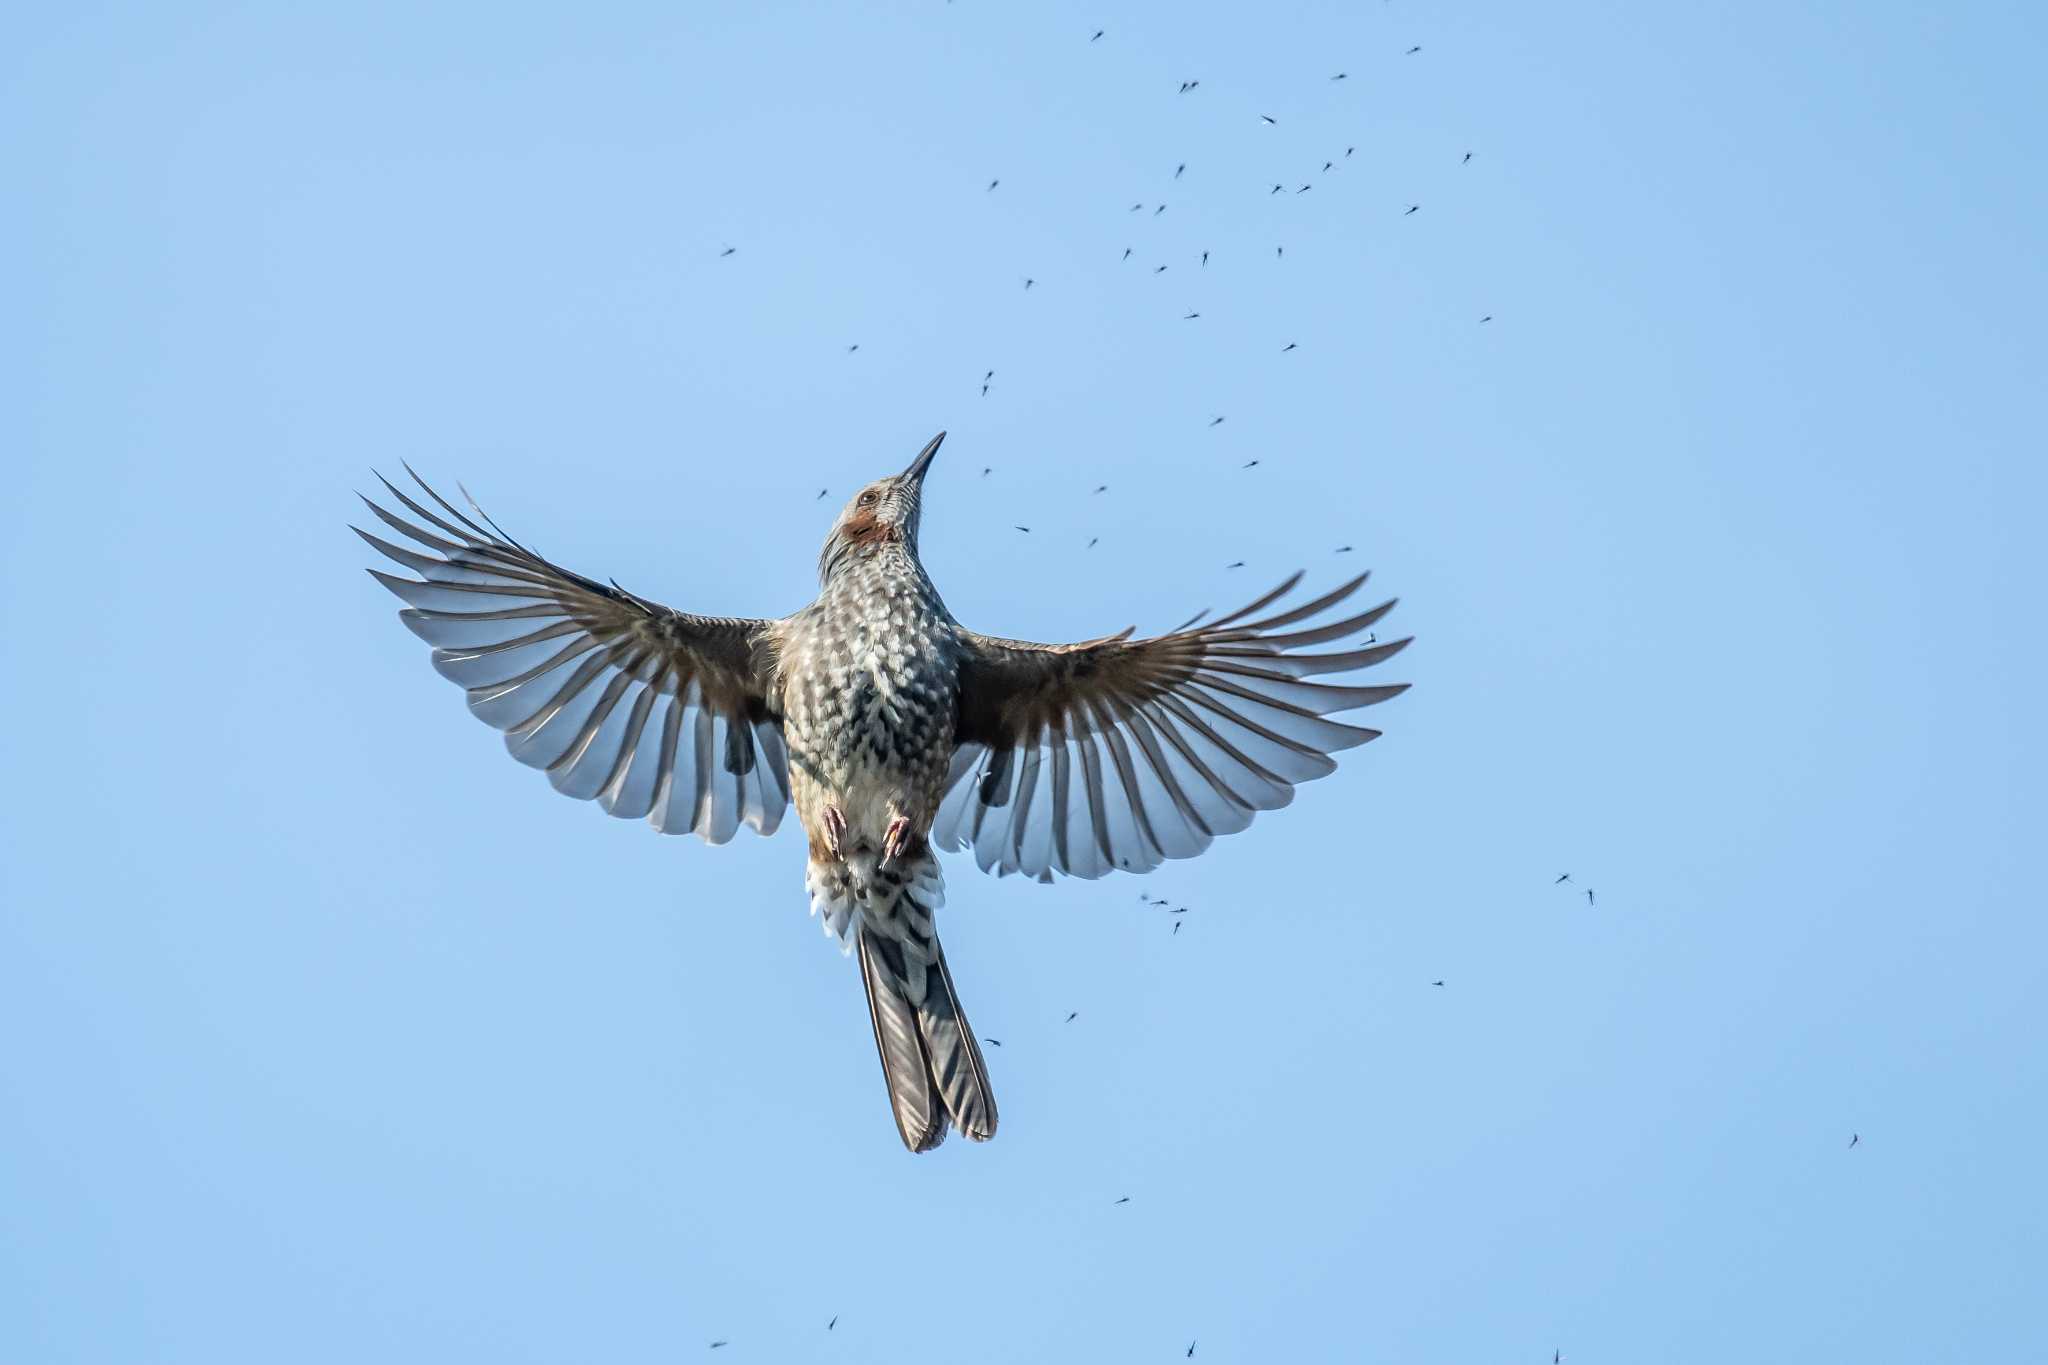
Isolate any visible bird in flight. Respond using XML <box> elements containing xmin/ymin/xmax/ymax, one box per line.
<box><xmin>816</xmin><ymin>488</ymin><xmax>829</xmax><ymax>500</ymax></box>
<box><xmin>1282</xmin><ymin>342</ymin><xmax>1297</xmax><ymax>352</ymax></box>
<box><xmin>1345</xmin><ymin>146</ymin><xmax>1355</xmax><ymax>158</ymax></box>
<box><xmin>718</xmin><ymin>245</ymin><xmax>736</xmax><ymax>257</ymax></box>
<box><xmin>709</xmin><ymin>1343</ymin><xmax>727</xmax><ymax>1351</ymax></box>
<box><xmin>1849</xmin><ymin>1133</ymin><xmax>1860</xmax><ymax>1148</ymax></box>
<box><xmin>1334</xmin><ymin>545</ymin><xmax>1351</xmax><ymax>554</ymax></box>
<box><xmin>987</xmin><ymin>179</ymin><xmax>999</xmax><ymax>192</ymax></box>
<box><xmin>1201</xmin><ymin>250</ymin><xmax>1209</xmax><ymax>267</ymax></box>
<box><xmin>1331</xmin><ymin>72</ymin><xmax>1347</xmax><ymax>81</ymax></box>
<box><xmin>1463</xmin><ymin>151</ymin><xmax>1473</xmax><ymax>164</ymax></box>
<box><xmin>1270</xmin><ymin>184</ymin><xmax>1285</xmax><ymax>195</ymax></box>
<box><xmin>1184</xmin><ymin>311</ymin><xmax>1201</xmax><ymax>320</ymax></box>
<box><xmin>1406</xmin><ymin>45</ymin><xmax>1422</xmax><ymax>55</ymax></box>
<box><xmin>983</xmin><ymin>1037</ymin><xmax>1002</xmax><ymax>1048</ymax></box>
<box><xmin>847</xmin><ymin>344</ymin><xmax>860</xmax><ymax>354</ymax></box>
<box><xmin>1066</xmin><ymin>1012</ymin><xmax>1080</xmax><ymax>1024</ymax></box>
<box><xmin>1024</xmin><ymin>278</ymin><xmax>1035</xmax><ymax>289</ymax></box>
<box><xmin>1242</xmin><ymin>459</ymin><xmax>1260</xmax><ymax>469</ymax></box>
<box><xmin>1586</xmin><ymin>888</ymin><xmax>1596</xmax><ymax>906</ymax></box>
<box><xmin>1226</xmin><ymin>561</ymin><xmax>1245</xmax><ymax>569</ymax></box>
<box><xmin>1091</xmin><ymin>29</ymin><xmax>1103</xmax><ymax>41</ymax></box>
<box><xmin>1155</xmin><ymin>204</ymin><xmax>1167</xmax><ymax>215</ymax></box>
<box><xmin>1176</xmin><ymin>163</ymin><xmax>1186</xmax><ymax>179</ymax></box>
<box><xmin>1276</xmin><ymin>246</ymin><xmax>1284</xmax><ymax>258</ymax></box>
<box><xmin>1209</xmin><ymin>415</ymin><xmax>1226</xmax><ymax>426</ymax></box>
<box><xmin>1555</xmin><ymin>873</ymin><xmax>1571</xmax><ymax>884</ymax></box>
<box><xmin>1123</xmin><ymin>247</ymin><xmax>1133</xmax><ymax>261</ymax></box>
<box><xmin>1154</xmin><ymin>264</ymin><xmax>1169</xmax><ymax>273</ymax></box>
<box><xmin>1296</xmin><ymin>184</ymin><xmax>1312</xmax><ymax>193</ymax></box>
<box><xmin>357</xmin><ymin>436</ymin><xmax>1409</xmax><ymax>1152</ymax></box>
<box><xmin>828</xmin><ymin>1316</ymin><xmax>838</xmax><ymax>1331</ymax></box>
<box><xmin>1188</xmin><ymin>1343</ymin><xmax>1197</xmax><ymax>1359</ymax></box>
<box><xmin>1113</xmin><ymin>1196</ymin><xmax>1131</xmax><ymax>1205</ymax></box>
<box><xmin>1093</xmin><ymin>485</ymin><xmax>1109</xmax><ymax>494</ymax></box>
<box><xmin>1431</xmin><ymin>980</ymin><xmax>1444</xmax><ymax>987</ymax></box>
<box><xmin>1404</xmin><ymin>204</ymin><xmax>1420</xmax><ymax>215</ymax></box>
<box><xmin>1480</xmin><ymin>315</ymin><xmax>1493</xmax><ymax>324</ymax></box>
<box><xmin>1323</xmin><ymin>161</ymin><xmax>1334</xmax><ymax>173</ymax></box>
<box><xmin>1178</xmin><ymin>80</ymin><xmax>1199</xmax><ymax>93</ymax></box>
<box><xmin>1259</xmin><ymin>114</ymin><xmax>1277</xmax><ymax>125</ymax></box>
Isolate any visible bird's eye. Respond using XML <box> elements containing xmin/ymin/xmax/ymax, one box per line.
<box><xmin>857</xmin><ymin>490</ymin><xmax>879</xmax><ymax>506</ymax></box>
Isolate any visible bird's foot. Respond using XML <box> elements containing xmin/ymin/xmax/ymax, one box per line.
<box><xmin>881</xmin><ymin>815</ymin><xmax>912</xmax><ymax>866</ymax></box>
<box><xmin>821</xmin><ymin>804</ymin><xmax>848</xmax><ymax>860</ymax></box>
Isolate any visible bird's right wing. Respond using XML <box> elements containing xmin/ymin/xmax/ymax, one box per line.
<box><xmin>355</xmin><ymin>469</ymin><xmax>791</xmax><ymax>842</ymax></box>
<box><xmin>936</xmin><ymin>573</ymin><xmax>1408</xmax><ymax>881</ymax></box>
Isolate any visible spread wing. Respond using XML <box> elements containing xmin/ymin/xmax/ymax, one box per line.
<box><xmin>936</xmin><ymin>573</ymin><xmax>1408</xmax><ymax>880</ymax></box>
<box><xmin>355</xmin><ymin>469</ymin><xmax>790</xmax><ymax>842</ymax></box>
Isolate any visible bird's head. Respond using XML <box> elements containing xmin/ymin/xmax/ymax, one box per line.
<box><xmin>818</xmin><ymin>431</ymin><xmax>943</xmax><ymax>583</ymax></box>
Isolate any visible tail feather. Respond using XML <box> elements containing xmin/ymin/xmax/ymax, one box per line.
<box><xmin>857</xmin><ymin>927</ymin><xmax>948</xmax><ymax>1153</ymax></box>
<box><xmin>919</xmin><ymin>945</ymin><xmax>998</xmax><ymax>1142</ymax></box>
<box><xmin>838</xmin><ymin>851</ymin><xmax>999</xmax><ymax>1153</ymax></box>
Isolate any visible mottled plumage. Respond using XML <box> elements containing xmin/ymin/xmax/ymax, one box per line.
<box><xmin>356</xmin><ymin>432</ymin><xmax>1410</xmax><ymax>1152</ymax></box>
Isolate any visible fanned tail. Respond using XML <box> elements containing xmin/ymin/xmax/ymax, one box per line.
<box><xmin>832</xmin><ymin>851</ymin><xmax>998</xmax><ymax>1152</ymax></box>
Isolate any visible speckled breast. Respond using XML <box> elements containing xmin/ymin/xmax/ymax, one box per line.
<box><xmin>780</xmin><ymin>561</ymin><xmax>961</xmax><ymax>832</ymax></box>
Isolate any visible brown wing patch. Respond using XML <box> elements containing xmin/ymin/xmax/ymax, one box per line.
<box><xmin>958</xmin><ymin>635</ymin><xmax>1202</xmax><ymax>748</ymax></box>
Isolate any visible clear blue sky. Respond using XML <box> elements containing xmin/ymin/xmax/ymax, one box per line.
<box><xmin>5</xmin><ymin>3</ymin><xmax>2044</xmax><ymax>1360</ymax></box>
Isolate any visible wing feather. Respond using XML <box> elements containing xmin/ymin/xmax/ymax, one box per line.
<box><xmin>944</xmin><ymin>574</ymin><xmax>1408</xmax><ymax>880</ymax></box>
<box><xmin>356</xmin><ymin>472</ymin><xmax>788</xmax><ymax>843</ymax></box>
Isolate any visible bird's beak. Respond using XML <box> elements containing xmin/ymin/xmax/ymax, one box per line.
<box><xmin>902</xmin><ymin>431</ymin><xmax>944</xmax><ymax>485</ymax></box>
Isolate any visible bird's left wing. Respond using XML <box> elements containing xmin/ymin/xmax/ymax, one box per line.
<box><xmin>937</xmin><ymin>573</ymin><xmax>1408</xmax><ymax>880</ymax></box>
<box><xmin>356</xmin><ymin>469</ymin><xmax>790</xmax><ymax>842</ymax></box>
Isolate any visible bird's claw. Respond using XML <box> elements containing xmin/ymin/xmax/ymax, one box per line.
<box><xmin>881</xmin><ymin>815</ymin><xmax>912</xmax><ymax>866</ymax></box>
<box><xmin>821</xmin><ymin>805</ymin><xmax>847</xmax><ymax>860</ymax></box>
